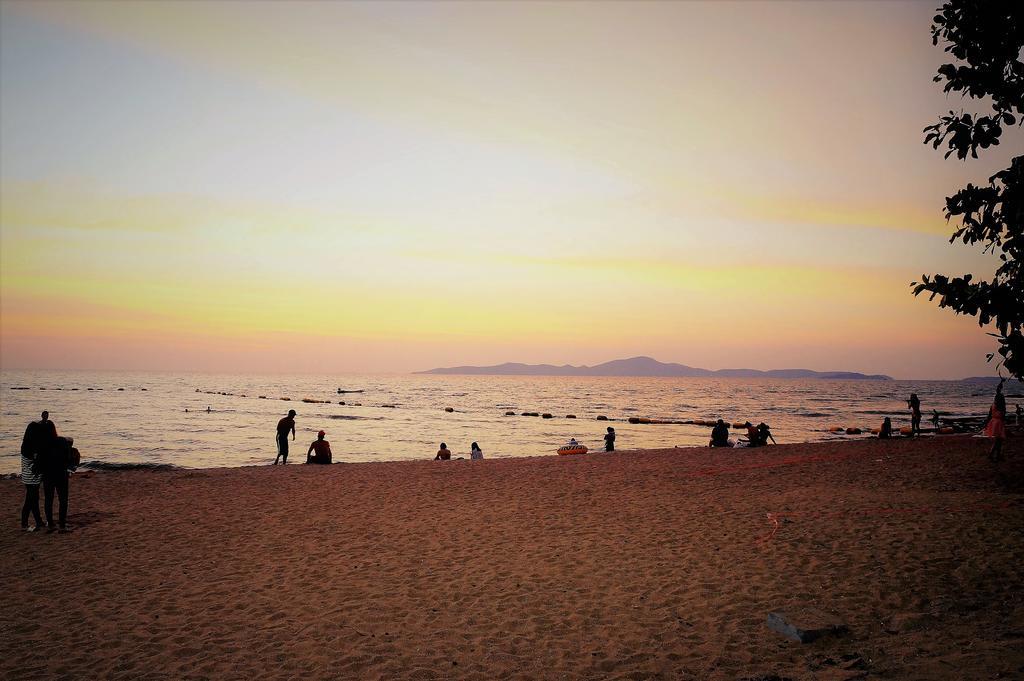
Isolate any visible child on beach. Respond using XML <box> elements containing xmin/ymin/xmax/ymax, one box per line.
<box><xmin>604</xmin><ymin>427</ymin><xmax>616</xmax><ymax>452</ymax></box>
<box><xmin>435</xmin><ymin>443</ymin><xmax>452</xmax><ymax>461</ymax></box>
<box><xmin>879</xmin><ymin>417</ymin><xmax>893</xmax><ymax>439</ymax></box>
<box><xmin>471</xmin><ymin>442</ymin><xmax>483</xmax><ymax>460</ymax></box>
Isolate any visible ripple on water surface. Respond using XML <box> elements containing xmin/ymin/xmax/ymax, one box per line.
<box><xmin>0</xmin><ymin>371</ymin><xmax>1006</xmax><ymax>472</ymax></box>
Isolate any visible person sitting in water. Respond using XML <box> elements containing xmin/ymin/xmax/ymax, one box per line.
<box><xmin>756</xmin><ymin>422</ymin><xmax>776</xmax><ymax>446</ymax></box>
<box><xmin>470</xmin><ymin>442</ymin><xmax>483</xmax><ymax>460</ymax></box>
<box><xmin>306</xmin><ymin>430</ymin><xmax>332</xmax><ymax>464</ymax></box>
<box><xmin>435</xmin><ymin>442</ymin><xmax>452</xmax><ymax>461</ymax></box>
<box><xmin>604</xmin><ymin>427</ymin><xmax>616</xmax><ymax>452</ymax></box>
<box><xmin>879</xmin><ymin>417</ymin><xmax>893</xmax><ymax>440</ymax></box>
<box><xmin>709</xmin><ymin>419</ymin><xmax>731</xmax><ymax>447</ymax></box>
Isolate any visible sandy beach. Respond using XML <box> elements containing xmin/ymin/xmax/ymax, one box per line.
<box><xmin>2</xmin><ymin>435</ymin><xmax>1021</xmax><ymax>680</ymax></box>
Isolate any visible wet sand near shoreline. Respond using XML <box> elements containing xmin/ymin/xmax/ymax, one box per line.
<box><xmin>1</xmin><ymin>436</ymin><xmax>1022</xmax><ymax>680</ymax></box>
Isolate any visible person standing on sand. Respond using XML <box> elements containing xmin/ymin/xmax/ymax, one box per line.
<box><xmin>306</xmin><ymin>430</ymin><xmax>332</xmax><ymax>464</ymax></box>
<box><xmin>19</xmin><ymin>412</ymin><xmax>47</xmax><ymax>531</ymax></box>
<box><xmin>984</xmin><ymin>385</ymin><xmax>1007</xmax><ymax>463</ymax></box>
<box><xmin>604</xmin><ymin>427</ymin><xmax>616</xmax><ymax>452</ymax></box>
<box><xmin>274</xmin><ymin>409</ymin><xmax>296</xmax><ymax>465</ymax></box>
<box><xmin>36</xmin><ymin>420</ymin><xmax>74</xmax><ymax>533</ymax></box>
<box><xmin>435</xmin><ymin>443</ymin><xmax>452</xmax><ymax>461</ymax></box>
<box><xmin>994</xmin><ymin>380</ymin><xmax>1006</xmax><ymax>420</ymax></box>
<box><xmin>908</xmin><ymin>393</ymin><xmax>922</xmax><ymax>436</ymax></box>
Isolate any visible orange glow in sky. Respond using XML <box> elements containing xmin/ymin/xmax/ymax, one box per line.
<box><xmin>0</xmin><ymin>1</ymin><xmax>1017</xmax><ymax>378</ymax></box>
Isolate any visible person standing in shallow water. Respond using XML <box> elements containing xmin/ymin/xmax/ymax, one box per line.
<box><xmin>908</xmin><ymin>393</ymin><xmax>922</xmax><ymax>436</ymax></box>
<box><xmin>274</xmin><ymin>409</ymin><xmax>296</xmax><ymax>465</ymax></box>
<box><xmin>604</xmin><ymin>427</ymin><xmax>616</xmax><ymax>452</ymax></box>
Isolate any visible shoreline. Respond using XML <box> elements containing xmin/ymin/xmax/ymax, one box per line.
<box><xmin>3</xmin><ymin>435</ymin><xmax>1022</xmax><ymax>679</ymax></box>
<box><xmin>3</xmin><ymin>428</ymin><xmax>1007</xmax><ymax>477</ymax></box>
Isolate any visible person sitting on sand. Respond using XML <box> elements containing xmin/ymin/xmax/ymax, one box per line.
<box><xmin>756</xmin><ymin>422</ymin><xmax>776</xmax><ymax>446</ymax></box>
<box><xmin>306</xmin><ymin>430</ymin><xmax>332</xmax><ymax>464</ymax></box>
<box><xmin>470</xmin><ymin>442</ymin><xmax>483</xmax><ymax>460</ymax></box>
<box><xmin>709</xmin><ymin>419</ymin><xmax>731</xmax><ymax>448</ymax></box>
<box><xmin>742</xmin><ymin>422</ymin><xmax>758</xmax><ymax>447</ymax></box>
<box><xmin>604</xmin><ymin>427</ymin><xmax>616</xmax><ymax>452</ymax></box>
<box><xmin>435</xmin><ymin>443</ymin><xmax>452</xmax><ymax>461</ymax></box>
<box><xmin>274</xmin><ymin>409</ymin><xmax>296</xmax><ymax>465</ymax></box>
<box><xmin>879</xmin><ymin>417</ymin><xmax>893</xmax><ymax>440</ymax></box>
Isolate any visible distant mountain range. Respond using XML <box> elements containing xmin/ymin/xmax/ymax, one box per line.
<box><xmin>417</xmin><ymin>356</ymin><xmax>893</xmax><ymax>380</ymax></box>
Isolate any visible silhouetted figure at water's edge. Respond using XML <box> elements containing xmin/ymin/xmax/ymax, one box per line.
<box><xmin>908</xmin><ymin>393</ymin><xmax>922</xmax><ymax>436</ymax></box>
<box><xmin>709</xmin><ymin>419</ymin><xmax>731</xmax><ymax>448</ymax></box>
<box><xmin>306</xmin><ymin>430</ymin><xmax>332</xmax><ymax>464</ymax></box>
<box><xmin>274</xmin><ymin>410</ymin><xmax>296</xmax><ymax>464</ymax></box>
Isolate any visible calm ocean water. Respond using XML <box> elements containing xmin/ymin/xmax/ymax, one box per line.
<box><xmin>0</xmin><ymin>370</ymin><xmax>1012</xmax><ymax>473</ymax></box>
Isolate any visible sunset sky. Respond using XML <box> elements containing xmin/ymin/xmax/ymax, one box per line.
<box><xmin>0</xmin><ymin>0</ymin><xmax>1018</xmax><ymax>378</ymax></box>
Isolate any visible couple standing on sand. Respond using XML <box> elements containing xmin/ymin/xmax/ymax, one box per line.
<box><xmin>273</xmin><ymin>409</ymin><xmax>333</xmax><ymax>465</ymax></box>
<box><xmin>19</xmin><ymin>411</ymin><xmax>79</xmax><ymax>533</ymax></box>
